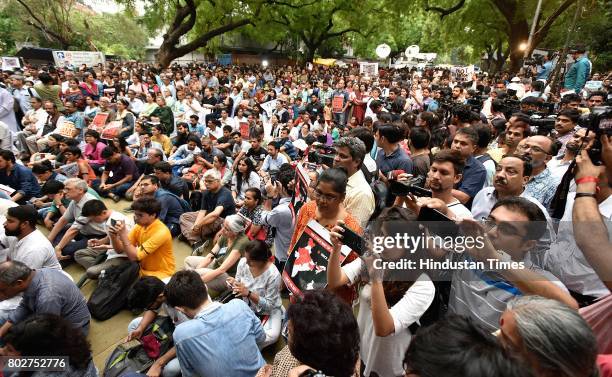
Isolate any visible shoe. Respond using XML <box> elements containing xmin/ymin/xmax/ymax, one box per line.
<box><xmin>109</xmin><ymin>193</ymin><xmax>120</xmax><ymax>203</ymax></box>
<box><xmin>192</xmin><ymin>240</ymin><xmax>210</xmax><ymax>256</ymax></box>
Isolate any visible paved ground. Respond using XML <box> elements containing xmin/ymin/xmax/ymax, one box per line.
<box><xmin>53</xmin><ymin>198</ymin><xmax>284</xmax><ymax>372</ymax></box>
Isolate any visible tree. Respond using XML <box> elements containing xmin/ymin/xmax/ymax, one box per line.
<box><xmin>3</xmin><ymin>0</ymin><xmax>147</xmax><ymax>59</ymax></box>
<box><xmin>266</xmin><ymin>0</ymin><xmax>373</xmax><ymax>62</ymax></box>
<box><xmin>12</xmin><ymin>0</ymin><xmax>93</xmax><ymax>50</ymax></box>
<box><xmin>424</xmin><ymin>0</ymin><xmax>578</xmax><ymax>72</ymax></box>
<box><xmin>125</xmin><ymin>0</ymin><xmax>271</xmax><ymax>67</ymax></box>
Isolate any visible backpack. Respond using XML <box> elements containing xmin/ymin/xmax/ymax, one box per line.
<box><xmin>158</xmin><ymin>189</ymin><xmax>192</xmax><ymax>213</ymax></box>
<box><xmin>87</xmin><ymin>261</ymin><xmax>140</xmax><ymax>321</ymax></box>
<box><xmin>189</xmin><ymin>190</ymin><xmax>203</xmax><ymax>211</ymax></box>
<box><xmin>102</xmin><ymin>316</ymin><xmax>174</xmax><ymax>377</ymax></box>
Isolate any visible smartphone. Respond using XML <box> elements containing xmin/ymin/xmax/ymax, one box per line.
<box><xmin>110</xmin><ymin>218</ymin><xmax>117</xmax><ymax>227</ymax></box>
<box><xmin>340</xmin><ymin>224</ymin><xmax>365</xmax><ymax>255</ymax></box>
<box><xmin>417</xmin><ymin>206</ymin><xmax>459</xmax><ymax>238</ymax></box>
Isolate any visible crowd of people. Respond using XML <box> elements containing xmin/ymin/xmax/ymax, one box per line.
<box><xmin>0</xmin><ymin>46</ymin><xmax>610</xmax><ymax>377</ymax></box>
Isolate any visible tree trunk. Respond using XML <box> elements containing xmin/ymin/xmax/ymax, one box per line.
<box><xmin>156</xmin><ymin>45</ymin><xmax>178</xmax><ymax>68</ymax></box>
<box><xmin>507</xmin><ymin>20</ymin><xmax>529</xmax><ymax>73</ymax></box>
<box><xmin>304</xmin><ymin>45</ymin><xmax>317</xmax><ymax>63</ymax></box>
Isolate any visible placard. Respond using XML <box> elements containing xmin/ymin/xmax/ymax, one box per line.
<box><xmin>260</xmin><ymin>99</ymin><xmax>278</xmax><ymax>118</ymax></box>
<box><xmin>101</xmin><ymin>120</ymin><xmax>123</xmax><ymax>140</ymax></box>
<box><xmin>282</xmin><ymin>220</ymin><xmax>355</xmax><ymax>298</ymax></box>
<box><xmin>332</xmin><ymin>95</ymin><xmax>344</xmax><ymax>113</ymax></box>
<box><xmin>1</xmin><ymin>57</ymin><xmax>20</xmax><ymax>71</ymax></box>
<box><xmin>90</xmin><ymin>112</ymin><xmax>109</xmax><ymax>131</ymax></box>
<box><xmin>359</xmin><ymin>62</ymin><xmax>378</xmax><ymax>77</ymax></box>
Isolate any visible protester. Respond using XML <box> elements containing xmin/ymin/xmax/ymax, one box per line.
<box><xmin>228</xmin><ymin>240</ymin><xmax>283</xmax><ymax>349</ymax></box>
<box><xmin>165</xmin><ymin>270</ymin><xmax>266</xmax><ymax>377</ymax></box>
<box><xmin>184</xmin><ymin>214</ymin><xmax>249</xmax><ymax>294</ymax></box>
<box><xmin>93</xmin><ymin>146</ymin><xmax>139</xmax><ymax>202</ymax></box>
<box><xmin>0</xmin><ymin>314</ymin><xmax>97</xmax><ymax>376</ymax></box>
<box><xmin>74</xmin><ymin>199</ymin><xmax>134</xmax><ymax>279</ymax></box>
<box><xmin>47</xmin><ymin>178</ymin><xmax>106</xmax><ymax>261</ymax></box>
<box><xmin>0</xmin><ymin>260</ymin><xmax>90</xmax><ymax>336</ymax></box>
<box><xmin>109</xmin><ymin>197</ymin><xmax>175</xmax><ymax>279</ymax></box>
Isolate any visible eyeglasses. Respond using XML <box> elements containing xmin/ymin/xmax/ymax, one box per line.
<box><xmin>482</xmin><ymin>218</ymin><xmax>527</xmax><ymax>238</ymax></box>
<box><xmin>523</xmin><ymin>145</ymin><xmax>550</xmax><ymax>155</ymax></box>
<box><xmin>314</xmin><ymin>189</ymin><xmax>339</xmax><ymax>202</ymax></box>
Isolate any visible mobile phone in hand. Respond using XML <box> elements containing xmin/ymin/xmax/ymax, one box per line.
<box><xmin>110</xmin><ymin>218</ymin><xmax>117</xmax><ymax>227</ymax></box>
<box><xmin>339</xmin><ymin>224</ymin><xmax>366</xmax><ymax>255</ymax></box>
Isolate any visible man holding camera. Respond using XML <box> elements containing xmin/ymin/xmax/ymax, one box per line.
<box><xmin>399</xmin><ymin>150</ymin><xmax>472</xmax><ymax>220</ymax></box>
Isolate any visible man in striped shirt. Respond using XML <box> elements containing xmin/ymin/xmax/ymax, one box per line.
<box><xmin>439</xmin><ymin>198</ymin><xmax>576</xmax><ymax>332</ymax></box>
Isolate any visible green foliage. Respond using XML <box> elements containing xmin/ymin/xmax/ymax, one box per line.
<box><xmin>0</xmin><ymin>10</ymin><xmax>18</xmax><ymax>55</ymax></box>
<box><xmin>541</xmin><ymin>0</ymin><xmax>612</xmax><ymax>72</ymax></box>
<box><xmin>2</xmin><ymin>0</ymin><xmax>147</xmax><ymax>59</ymax></box>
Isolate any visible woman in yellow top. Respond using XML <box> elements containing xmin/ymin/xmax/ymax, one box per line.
<box><xmin>151</xmin><ymin>124</ymin><xmax>173</xmax><ymax>156</ymax></box>
<box><xmin>109</xmin><ymin>197</ymin><xmax>175</xmax><ymax>280</ymax></box>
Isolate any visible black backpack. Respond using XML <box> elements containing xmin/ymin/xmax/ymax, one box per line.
<box><xmin>87</xmin><ymin>261</ymin><xmax>140</xmax><ymax>321</ymax></box>
<box><xmin>189</xmin><ymin>190</ymin><xmax>203</xmax><ymax>211</ymax></box>
<box><xmin>103</xmin><ymin>316</ymin><xmax>175</xmax><ymax>377</ymax></box>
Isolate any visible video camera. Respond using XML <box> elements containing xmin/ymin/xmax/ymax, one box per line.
<box><xmin>530</xmin><ymin>115</ymin><xmax>557</xmax><ymax>136</ymax></box>
<box><xmin>308</xmin><ymin>143</ymin><xmax>336</xmax><ymax>167</ymax></box>
<box><xmin>580</xmin><ymin>106</ymin><xmax>612</xmax><ymax>165</ymax></box>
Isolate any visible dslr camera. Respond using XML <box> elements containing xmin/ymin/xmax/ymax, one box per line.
<box><xmin>308</xmin><ymin>143</ymin><xmax>336</xmax><ymax>167</ymax></box>
<box><xmin>579</xmin><ymin>106</ymin><xmax>612</xmax><ymax>165</ymax></box>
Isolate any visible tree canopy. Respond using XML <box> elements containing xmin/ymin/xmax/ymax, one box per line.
<box><xmin>2</xmin><ymin>0</ymin><xmax>609</xmax><ymax>72</ymax></box>
<box><xmin>1</xmin><ymin>0</ymin><xmax>147</xmax><ymax>59</ymax></box>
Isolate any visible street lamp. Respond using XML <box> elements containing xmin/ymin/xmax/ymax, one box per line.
<box><xmin>519</xmin><ymin>42</ymin><xmax>528</xmax><ymax>51</ymax></box>
<box><xmin>262</xmin><ymin>60</ymin><xmax>269</xmax><ymax>68</ymax></box>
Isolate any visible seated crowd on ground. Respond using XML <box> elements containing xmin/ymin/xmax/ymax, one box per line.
<box><xmin>0</xmin><ymin>59</ymin><xmax>610</xmax><ymax>377</ymax></box>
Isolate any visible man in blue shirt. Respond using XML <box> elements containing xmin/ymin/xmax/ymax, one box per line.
<box><xmin>165</xmin><ymin>270</ymin><xmax>265</xmax><ymax>377</ymax></box>
<box><xmin>536</xmin><ymin>55</ymin><xmax>554</xmax><ymax>82</ymax></box>
<box><xmin>63</xmin><ymin>101</ymin><xmax>86</xmax><ymax>141</ymax></box>
<box><xmin>451</xmin><ymin>128</ymin><xmax>487</xmax><ymax>207</ymax></box>
<box><xmin>0</xmin><ymin>150</ymin><xmax>40</xmax><ymax>204</ymax></box>
<box><xmin>138</xmin><ymin>175</ymin><xmax>187</xmax><ymax>237</ymax></box>
<box><xmin>564</xmin><ymin>46</ymin><xmax>591</xmax><ymax>94</ymax></box>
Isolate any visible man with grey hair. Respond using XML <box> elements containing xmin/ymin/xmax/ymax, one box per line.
<box><xmin>333</xmin><ymin>137</ymin><xmax>375</xmax><ymax>227</ymax></box>
<box><xmin>180</xmin><ymin>169</ymin><xmax>236</xmax><ymax>252</ymax></box>
<box><xmin>500</xmin><ymin>296</ymin><xmax>598</xmax><ymax>377</ymax></box>
<box><xmin>0</xmin><ymin>260</ymin><xmax>90</xmax><ymax>337</ymax></box>
<box><xmin>46</xmin><ymin>178</ymin><xmax>106</xmax><ymax>262</ymax></box>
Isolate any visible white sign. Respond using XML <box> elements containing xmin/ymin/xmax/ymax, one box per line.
<box><xmin>53</xmin><ymin>51</ymin><xmax>105</xmax><ymax>67</ymax></box>
<box><xmin>375</xmin><ymin>44</ymin><xmax>391</xmax><ymax>59</ymax></box>
<box><xmin>260</xmin><ymin>99</ymin><xmax>278</xmax><ymax>117</ymax></box>
<box><xmin>1</xmin><ymin>57</ymin><xmax>21</xmax><ymax>71</ymax></box>
<box><xmin>359</xmin><ymin>62</ymin><xmax>379</xmax><ymax>77</ymax></box>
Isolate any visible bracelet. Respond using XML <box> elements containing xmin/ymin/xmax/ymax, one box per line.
<box><xmin>576</xmin><ymin>176</ymin><xmax>599</xmax><ymax>184</ymax></box>
<box><xmin>575</xmin><ymin>192</ymin><xmax>596</xmax><ymax>199</ymax></box>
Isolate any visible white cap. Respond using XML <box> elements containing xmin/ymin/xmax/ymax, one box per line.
<box><xmin>511</xmin><ymin>77</ymin><xmax>521</xmax><ymax>82</ymax></box>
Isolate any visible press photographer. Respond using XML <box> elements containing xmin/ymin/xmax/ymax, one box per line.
<box><xmin>395</xmin><ymin>150</ymin><xmax>472</xmax><ymax>220</ymax></box>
